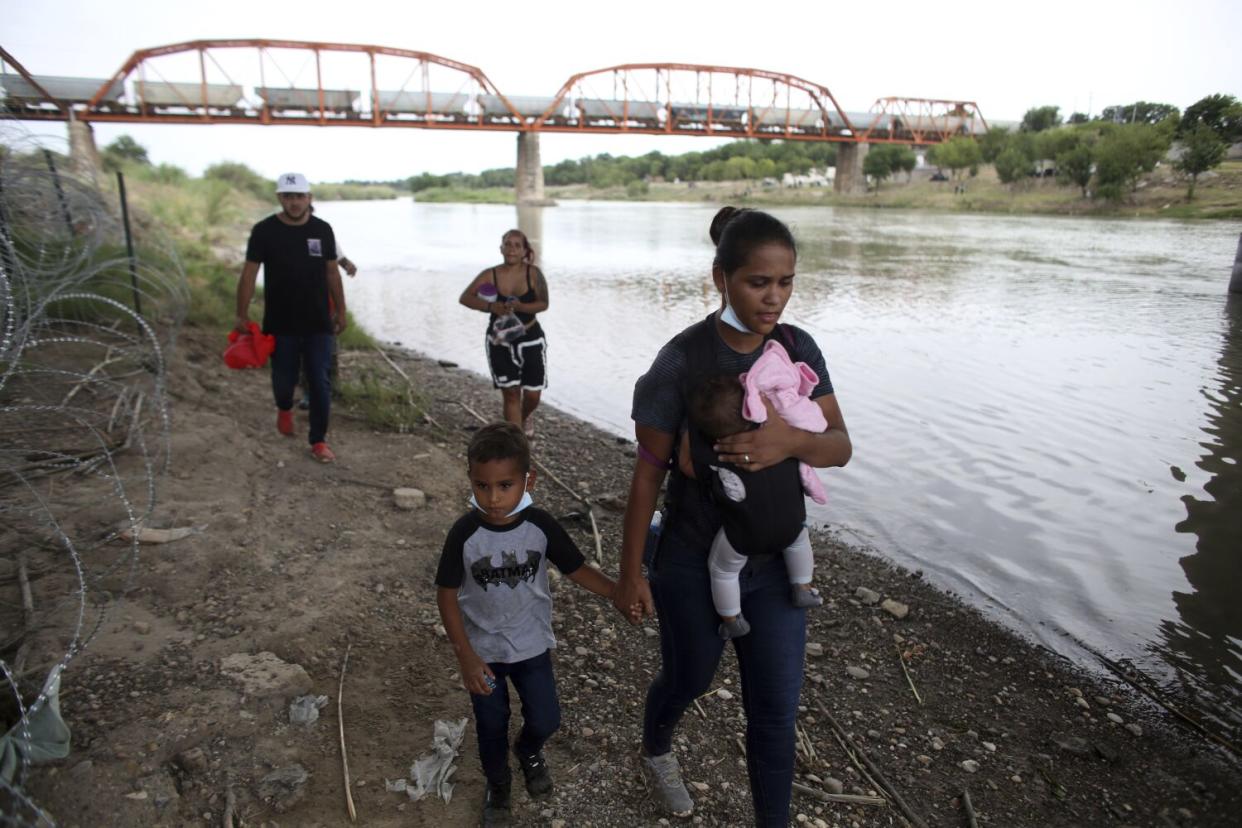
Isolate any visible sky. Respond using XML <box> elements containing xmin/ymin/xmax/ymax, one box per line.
<box><xmin>3</xmin><ymin>0</ymin><xmax>1239</xmax><ymax>182</ymax></box>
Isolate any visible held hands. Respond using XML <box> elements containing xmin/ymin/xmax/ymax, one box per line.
<box><xmin>333</xmin><ymin>312</ymin><xmax>348</xmax><ymax>335</ymax></box>
<box><xmin>612</xmin><ymin>576</ymin><xmax>654</xmax><ymax>625</ymax></box>
<box><xmin>714</xmin><ymin>397</ymin><xmax>796</xmax><ymax>472</ymax></box>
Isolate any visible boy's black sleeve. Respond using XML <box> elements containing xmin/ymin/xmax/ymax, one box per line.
<box><xmin>434</xmin><ymin>515</ymin><xmax>473</xmax><ymax>588</ymax></box>
<box><xmin>528</xmin><ymin>509</ymin><xmax>584</xmax><ymax>575</ymax></box>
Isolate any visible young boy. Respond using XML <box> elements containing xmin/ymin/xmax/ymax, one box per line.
<box><xmin>435</xmin><ymin>422</ymin><xmax>615</xmax><ymax>827</ymax></box>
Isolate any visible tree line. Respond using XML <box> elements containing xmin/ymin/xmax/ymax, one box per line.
<box><xmin>918</xmin><ymin>93</ymin><xmax>1240</xmax><ymax>201</ymax></box>
<box><xmin>407</xmin><ymin>140</ymin><xmax>840</xmax><ymax>192</ymax></box>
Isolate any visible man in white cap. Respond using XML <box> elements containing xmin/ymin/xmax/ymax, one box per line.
<box><xmin>235</xmin><ymin>172</ymin><xmax>347</xmax><ymax>463</ymax></box>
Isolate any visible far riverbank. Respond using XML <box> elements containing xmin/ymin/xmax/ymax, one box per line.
<box><xmin>381</xmin><ymin>160</ymin><xmax>1242</xmax><ymax>220</ymax></box>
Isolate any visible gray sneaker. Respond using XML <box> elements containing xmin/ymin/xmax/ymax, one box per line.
<box><xmin>640</xmin><ymin>751</ymin><xmax>694</xmax><ymax>817</ymax></box>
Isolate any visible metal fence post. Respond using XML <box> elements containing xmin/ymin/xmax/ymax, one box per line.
<box><xmin>116</xmin><ymin>171</ymin><xmax>143</xmax><ymax>317</ymax></box>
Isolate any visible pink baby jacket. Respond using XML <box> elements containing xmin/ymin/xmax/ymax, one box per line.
<box><xmin>739</xmin><ymin>340</ymin><xmax>829</xmax><ymax>504</ymax></box>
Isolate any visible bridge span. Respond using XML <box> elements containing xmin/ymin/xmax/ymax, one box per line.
<box><xmin>1</xmin><ymin>40</ymin><xmax>998</xmax><ymax>198</ymax></box>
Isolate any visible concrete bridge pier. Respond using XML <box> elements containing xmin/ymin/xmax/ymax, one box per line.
<box><xmin>516</xmin><ymin>132</ymin><xmax>554</xmax><ymax>206</ymax></box>
<box><xmin>834</xmin><ymin>142</ymin><xmax>869</xmax><ymax>195</ymax></box>
<box><xmin>67</xmin><ymin>113</ymin><xmax>102</xmax><ymax>184</ymax></box>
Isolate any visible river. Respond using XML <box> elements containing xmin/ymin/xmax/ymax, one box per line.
<box><xmin>322</xmin><ymin>197</ymin><xmax>1242</xmax><ymax>733</ymax></box>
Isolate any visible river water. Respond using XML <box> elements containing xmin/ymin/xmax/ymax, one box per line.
<box><xmin>325</xmin><ymin>198</ymin><xmax>1242</xmax><ymax>732</ymax></box>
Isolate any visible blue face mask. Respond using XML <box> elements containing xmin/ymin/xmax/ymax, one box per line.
<box><xmin>720</xmin><ymin>282</ymin><xmax>754</xmax><ymax>334</ymax></box>
<box><xmin>469</xmin><ymin>475</ymin><xmax>534</xmax><ymax>518</ymax></box>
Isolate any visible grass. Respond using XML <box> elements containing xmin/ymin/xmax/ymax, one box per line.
<box><xmin>335</xmin><ymin>366</ymin><xmax>425</xmax><ymax>431</ymax></box>
<box><xmin>413</xmin><ymin>186</ymin><xmax>514</xmax><ymax>204</ymax></box>
<box><xmin>107</xmin><ymin>162</ymin><xmax>383</xmax><ymax>346</ymax></box>
<box><xmin>313</xmin><ymin>183</ymin><xmax>403</xmax><ymax>201</ymax></box>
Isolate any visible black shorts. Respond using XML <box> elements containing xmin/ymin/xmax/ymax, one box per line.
<box><xmin>486</xmin><ymin>333</ymin><xmax>547</xmax><ymax>390</ymax></box>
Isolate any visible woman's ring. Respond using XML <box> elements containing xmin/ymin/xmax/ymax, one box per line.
<box><xmin>744</xmin><ymin>454</ymin><xmax>750</xmax><ymax>464</ymax></box>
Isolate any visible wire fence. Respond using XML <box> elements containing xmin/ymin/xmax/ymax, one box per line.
<box><xmin>0</xmin><ymin>117</ymin><xmax>187</xmax><ymax>825</ymax></box>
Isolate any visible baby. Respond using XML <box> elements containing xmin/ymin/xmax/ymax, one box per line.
<box><xmin>686</xmin><ymin>341</ymin><xmax>828</xmax><ymax>639</ymax></box>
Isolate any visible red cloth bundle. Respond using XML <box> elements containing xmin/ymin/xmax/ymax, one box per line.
<box><xmin>223</xmin><ymin>322</ymin><xmax>276</xmax><ymax>369</ymax></box>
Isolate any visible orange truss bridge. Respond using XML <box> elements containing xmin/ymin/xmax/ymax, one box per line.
<box><xmin>1</xmin><ymin>40</ymin><xmax>990</xmax><ymax>145</ymax></box>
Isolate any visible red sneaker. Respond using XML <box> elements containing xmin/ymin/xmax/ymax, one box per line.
<box><xmin>310</xmin><ymin>442</ymin><xmax>336</xmax><ymax>463</ymax></box>
<box><xmin>277</xmin><ymin>409</ymin><xmax>294</xmax><ymax>436</ymax></box>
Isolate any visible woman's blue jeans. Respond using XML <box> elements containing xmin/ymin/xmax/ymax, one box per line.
<box><xmin>271</xmin><ymin>334</ymin><xmax>333</xmax><ymax>444</ymax></box>
<box><xmin>643</xmin><ymin>527</ymin><xmax>807</xmax><ymax>827</ymax></box>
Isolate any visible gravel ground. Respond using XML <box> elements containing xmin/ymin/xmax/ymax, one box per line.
<box><xmin>21</xmin><ymin>331</ymin><xmax>1241</xmax><ymax>828</ymax></box>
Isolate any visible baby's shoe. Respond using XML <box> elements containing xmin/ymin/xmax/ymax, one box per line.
<box><xmin>791</xmin><ymin>585</ymin><xmax>824</xmax><ymax>608</ymax></box>
<box><xmin>718</xmin><ymin>615</ymin><xmax>751</xmax><ymax>640</ymax></box>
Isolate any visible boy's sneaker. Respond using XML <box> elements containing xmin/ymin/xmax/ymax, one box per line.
<box><xmin>640</xmin><ymin>751</ymin><xmax>694</xmax><ymax>817</ymax></box>
<box><xmin>513</xmin><ymin>748</ymin><xmax>553</xmax><ymax>798</ymax></box>
<box><xmin>310</xmin><ymin>442</ymin><xmax>336</xmax><ymax>463</ymax></box>
<box><xmin>297</xmin><ymin>394</ymin><xmax>310</xmax><ymax>411</ymax></box>
<box><xmin>791</xmin><ymin>585</ymin><xmax>823</xmax><ymax>608</ymax></box>
<box><xmin>481</xmin><ymin>779</ymin><xmax>511</xmax><ymax>827</ymax></box>
<box><xmin>276</xmin><ymin>409</ymin><xmax>294</xmax><ymax>436</ymax></box>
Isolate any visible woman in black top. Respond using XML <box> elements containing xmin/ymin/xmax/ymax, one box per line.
<box><xmin>459</xmin><ymin>229</ymin><xmax>550</xmax><ymax>435</ymax></box>
<box><xmin>613</xmin><ymin>207</ymin><xmax>852</xmax><ymax>826</ymax></box>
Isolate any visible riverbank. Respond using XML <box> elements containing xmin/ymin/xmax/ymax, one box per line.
<box><xmin>405</xmin><ymin>161</ymin><xmax>1242</xmax><ymax>219</ymax></box>
<box><xmin>24</xmin><ymin>324</ymin><xmax>1241</xmax><ymax>827</ymax></box>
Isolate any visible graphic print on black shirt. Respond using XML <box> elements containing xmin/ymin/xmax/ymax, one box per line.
<box><xmin>471</xmin><ymin>549</ymin><xmax>544</xmax><ymax>590</ymax></box>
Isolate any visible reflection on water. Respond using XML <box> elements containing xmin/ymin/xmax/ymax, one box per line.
<box><xmin>1164</xmin><ymin>294</ymin><xmax>1242</xmax><ymax>733</ymax></box>
<box><xmin>327</xmin><ymin>199</ymin><xmax>1242</xmax><ymax>729</ymax></box>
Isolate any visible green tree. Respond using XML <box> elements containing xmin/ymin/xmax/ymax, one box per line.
<box><xmin>1100</xmin><ymin>101</ymin><xmax>1179</xmax><ymax>125</ymax></box>
<box><xmin>862</xmin><ymin>147</ymin><xmax>895</xmax><ymax>191</ymax></box>
<box><xmin>1179</xmin><ymin>94</ymin><xmax>1242</xmax><ymax>142</ymax></box>
<box><xmin>1091</xmin><ymin>123</ymin><xmax>1168</xmax><ymax>201</ymax></box>
<box><xmin>1055</xmin><ymin>144</ymin><xmax>1094</xmax><ymax>197</ymax></box>
<box><xmin>978</xmin><ymin>127</ymin><xmax>1010</xmax><ymax>163</ymax></box>
<box><xmin>1020</xmin><ymin>106</ymin><xmax>1061</xmax><ymax>133</ymax></box>
<box><xmin>102</xmin><ymin>134</ymin><xmax>149</xmax><ymax>170</ymax></box>
<box><xmin>893</xmin><ymin>147</ymin><xmax>917</xmax><ymax>181</ymax></box>
<box><xmin>1173</xmin><ymin>124</ymin><xmax>1228</xmax><ymax>200</ymax></box>
<box><xmin>1034</xmin><ymin>128</ymin><xmax>1082</xmax><ymax>163</ymax></box>
<box><xmin>1067</xmin><ymin>112</ymin><xmax>1090</xmax><ymax>125</ymax></box>
<box><xmin>928</xmin><ymin>137</ymin><xmax>982</xmax><ymax>179</ymax></box>
<box><xmin>994</xmin><ymin>147</ymin><xmax>1032</xmax><ymax>186</ymax></box>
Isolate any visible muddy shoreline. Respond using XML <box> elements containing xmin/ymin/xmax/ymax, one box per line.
<box><xmin>23</xmin><ymin>329</ymin><xmax>1240</xmax><ymax>827</ymax></box>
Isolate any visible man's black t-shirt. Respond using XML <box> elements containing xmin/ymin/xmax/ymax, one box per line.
<box><xmin>245</xmin><ymin>214</ymin><xmax>337</xmax><ymax>335</ymax></box>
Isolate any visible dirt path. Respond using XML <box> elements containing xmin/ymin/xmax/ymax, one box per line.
<box><xmin>24</xmin><ymin>328</ymin><xmax>1241</xmax><ymax>827</ymax></box>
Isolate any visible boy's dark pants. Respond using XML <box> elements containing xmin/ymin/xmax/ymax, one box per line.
<box><xmin>470</xmin><ymin>649</ymin><xmax>560</xmax><ymax>785</ymax></box>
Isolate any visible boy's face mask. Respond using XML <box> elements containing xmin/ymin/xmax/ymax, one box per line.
<box><xmin>469</xmin><ymin>473</ymin><xmax>534</xmax><ymax>517</ymax></box>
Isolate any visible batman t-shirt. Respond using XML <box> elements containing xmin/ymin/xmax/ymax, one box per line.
<box><xmin>435</xmin><ymin>507</ymin><xmax>584</xmax><ymax>664</ymax></box>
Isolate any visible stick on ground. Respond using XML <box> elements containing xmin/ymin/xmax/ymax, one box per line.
<box><xmin>818</xmin><ymin>701</ymin><xmax>928</xmax><ymax>828</ymax></box>
<box><xmin>897</xmin><ymin>642</ymin><xmax>923</xmax><ymax>705</ymax></box>
<box><xmin>963</xmin><ymin>788</ymin><xmax>979</xmax><ymax>828</ymax></box>
<box><xmin>792</xmin><ymin>782</ymin><xmax>887</xmax><ymax>807</ymax></box>
<box><xmin>338</xmin><ymin>643</ymin><xmax>357</xmax><ymax>822</ymax></box>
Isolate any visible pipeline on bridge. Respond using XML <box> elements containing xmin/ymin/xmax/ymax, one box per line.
<box><xmin>1</xmin><ymin>40</ymin><xmax>990</xmax><ymax>145</ymax></box>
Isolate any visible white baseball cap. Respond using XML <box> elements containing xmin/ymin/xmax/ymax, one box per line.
<box><xmin>275</xmin><ymin>172</ymin><xmax>310</xmax><ymax>193</ymax></box>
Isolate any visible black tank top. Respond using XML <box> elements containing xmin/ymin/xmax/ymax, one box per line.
<box><xmin>489</xmin><ymin>265</ymin><xmax>543</xmax><ymax>334</ymax></box>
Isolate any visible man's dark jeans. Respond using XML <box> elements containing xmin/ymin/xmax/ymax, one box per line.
<box><xmin>271</xmin><ymin>333</ymin><xmax>333</xmax><ymax>444</ymax></box>
<box><xmin>470</xmin><ymin>649</ymin><xmax>561</xmax><ymax>785</ymax></box>
<box><xmin>643</xmin><ymin>527</ymin><xmax>807</xmax><ymax>827</ymax></box>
